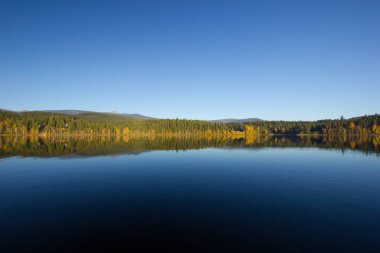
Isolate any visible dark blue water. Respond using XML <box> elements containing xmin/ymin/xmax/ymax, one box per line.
<box><xmin>1</xmin><ymin>148</ymin><xmax>380</xmax><ymax>252</ymax></box>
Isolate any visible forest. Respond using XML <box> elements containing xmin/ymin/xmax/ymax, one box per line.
<box><xmin>0</xmin><ymin>109</ymin><xmax>379</xmax><ymax>137</ymax></box>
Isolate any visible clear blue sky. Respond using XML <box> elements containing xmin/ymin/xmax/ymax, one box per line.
<box><xmin>1</xmin><ymin>0</ymin><xmax>379</xmax><ymax>120</ymax></box>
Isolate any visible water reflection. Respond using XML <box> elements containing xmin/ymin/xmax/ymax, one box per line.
<box><xmin>1</xmin><ymin>135</ymin><xmax>379</xmax><ymax>158</ymax></box>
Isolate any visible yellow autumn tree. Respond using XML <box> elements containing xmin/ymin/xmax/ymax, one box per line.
<box><xmin>372</xmin><ymin>124</ymin><xmax>380</xmax><ymax>135</ymax></box>
<box><xmin>244</xmin><ymin>125</ymin><xmax>256</xmax><ymax>136</ymax></box>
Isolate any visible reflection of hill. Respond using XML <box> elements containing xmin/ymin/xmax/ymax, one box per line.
<box><xmin>0</xmin><ymin>135</ymin><xmax>379</xmax><ymax>158</ymax></box>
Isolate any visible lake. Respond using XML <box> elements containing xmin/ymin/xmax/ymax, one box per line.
<box><xmin>0</xmin><ymin>136</ymin><xmax>379</xmax><ymax>252</ymax></box>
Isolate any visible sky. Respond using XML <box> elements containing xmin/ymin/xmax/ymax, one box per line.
<box><xmin>1</xmin><ymin>0</ymin><xmax>379</xmax><ymax>120</ymax></box>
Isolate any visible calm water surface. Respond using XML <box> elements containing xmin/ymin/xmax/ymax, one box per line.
<box><xmin>0</xmin><ymin>137</ymin><xmax>379</xmax><ymax>252</ymax></box>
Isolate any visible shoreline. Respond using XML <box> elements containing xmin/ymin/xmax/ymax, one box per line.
<box><xmin>0</xmin><ymin>133</ymin><xmax>379</xmax><ymax>137</ymax></box>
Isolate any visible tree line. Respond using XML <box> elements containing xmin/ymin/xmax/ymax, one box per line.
<box><xmin>0</xmin><ymin>110</ymin><xmax>379</xmax><ymax>136</ymax></box>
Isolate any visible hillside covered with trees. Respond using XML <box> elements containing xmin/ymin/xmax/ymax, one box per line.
<box><xmin>0</xmin><ymin>110</ymin><xmax>379</xmax><ymax>137</ymax></box>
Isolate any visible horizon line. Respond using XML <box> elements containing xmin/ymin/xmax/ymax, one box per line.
<box><xmin>1</xmin><ymin>107</ymin><xmax>378</xmax><ymax>122</ymax></box>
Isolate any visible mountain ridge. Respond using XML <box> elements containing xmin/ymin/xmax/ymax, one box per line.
<box><xmin>1</xmin><ymin>109</ymin><xmax>153</xmax><ymax>119</ymax></box>
<box><xmin>210</xmin><ymin>118</ymin><xmax>263</xmax><ymax>123</ymax></box>
<box><xmin>0</xmin><ymin>109</ymin><xmax>263</xmax><ymax>122</ymax></box>
<box><xmin>1</xmin><ymin>108</ymin><xmax>377</xmax><ymax>123</ymax></box>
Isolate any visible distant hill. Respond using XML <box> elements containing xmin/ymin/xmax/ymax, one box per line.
<box><xmin>210</xmin><ymin>118</ymin><xmax>263</xmax><ymax>123</ymax></box>
<box><xmin>37</xmin><ymin>110</ymin><xmax>95</xmax><ymax>115</ymax></box>
<box><xmin>2</xmin><ymin>108</ymin><xmax>262</xmax><ymax>122</ymax></box>
<box><xmin>27</xmin><ymin>110</ymin><xmax>153</xmax><ymax>119</ymax></box>
<box><xmin>1</xmin><ymin>108</ymin><xmax>376</xmax><ymax>123</ymax></box>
